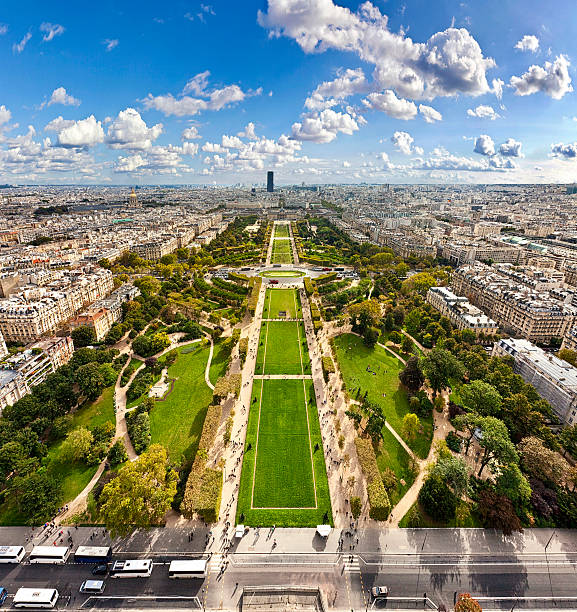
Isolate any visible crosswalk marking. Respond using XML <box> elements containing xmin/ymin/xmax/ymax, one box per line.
<box><xmin>209</xmin><ymin>553</ymin><xmax>224</xmax><ymax>571</ymax></box>
<box><xmin>343</xmin><ymin>554</ymin><xmax>360</xmax><ymax>572</ymax></box>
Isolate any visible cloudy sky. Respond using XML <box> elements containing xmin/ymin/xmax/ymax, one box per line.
<box><xmin>1</xmin><ymin>0</ymin><xmax>577</xmax><ymax>185</ymax></box>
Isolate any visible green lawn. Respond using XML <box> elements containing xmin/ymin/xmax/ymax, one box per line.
<box><xmin>237</xmin><ymin>379</ymin><xmax>332</xmax><ymax>526</ymax></box>
<box><xmin>274</xmin><ymin>225</ymin><xmax>290</xmax><ymax>238</ymax></box>
<box><xmin>255</xmin><ymin>321</ymin><xmax>309</xmax><ymax>375</ymax></box>
<box><xmin>209</xmin><ymin>339</ymin><xmax>233</xmax><ymax>386</ymax></box>
<box><xmin>375</xmin><ymin>427</ymin><xmax>416</xmax><ymax>506</ymax></box>
<box><xmin>333</xmin><ymin>334</ymin><xmax>432</xmax><ymax>459</ymax></box>
<box><xmin>271</xmin><ymin>239</ymin><xmax>293</xmax><ymax>264</ymax></box>
<box><xmin>260</xmin><ymin>270</ymin><xmax>305</xmax><ymax>278</ymax></box>
<box><xmin>0</xmin><ymin>386</ymin><xmax>116</xmax><ymax>525</ymax></box>
<box><xmin>149</xmin><ymin>343</ymin><xmax>214</xmax><ymax>463</ymax></box>
<box><xmin>263</xmin><ymin>288</ymin><xmax>302</xmax><ymax>319</ymax></box>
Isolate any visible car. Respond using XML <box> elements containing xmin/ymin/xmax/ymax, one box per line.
<box><xmin>91</xmin><ymin>563</ymin><xmax>108</xmax><ymax>576</ymax></box>
<box><xmin>0</xmin><ymin>587</ymin><xmax>7</xmax><ymax>605</ymax></box>
<box><xmin>80</xmin><ymin>580</ymin><xmax>105</xmax><ymax>594</ymax></box>
<box><xmin>371</xmin><ymin>586</ymin><xmax>389</xmax><ymax>599</ymax></box>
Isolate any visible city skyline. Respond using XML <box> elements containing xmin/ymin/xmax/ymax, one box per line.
<box><xmin>1</xmin><ymin>0</ymin><xmax>577</xmax><ymax>185</ymax></box>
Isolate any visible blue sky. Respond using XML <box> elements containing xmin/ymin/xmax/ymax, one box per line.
<box><xmin>1</xmin><ymin>0</ymin><xmax>577</xmax><ymax>184</ymax></box>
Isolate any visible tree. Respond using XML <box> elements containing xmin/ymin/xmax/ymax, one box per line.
<box><xmin>518</xmin><ymin>436</ymin><xmax>569</xmax><ymax>486</ymax></box>
<box><xmin>60</xmin><ymin>427</ymin><xmax>94</xmax><ymax>463</ymax></box>
<box><xmin>348</xmin><ymin>299</ymin><xmax>381</xmax><ymax>335</ymax></box>
<box><xmin>454</xmin><ymin>593</ymin><xmax>482</xmax><ymax>612</ymax></box>
<box><xmin>429</xmin><ymin>455</ymin><xmax>469</xmax><ymax>498</ymax></box>
<box><xmin>399</xmin><ymin>356</ymin><xmax>425</xmax><ymax>393</ymax></box>
<box><xmin>401</xmin><ymin>334</ymin><xmax>414</xmax><ymax>354</ymax></box>
<box><xmin>459</xmin><ymin>380</ymin><xmax>502</xmax><ymax>416</ymax></box>
<box><xmin>558</xmin><ymin>348</ymin><xmax>577</xmax><ymax>367</ymax></box>
<box><xmin>418</xmin><ymin>473</ymin><xmax>457</xmax><ymax>522</ymax></box>
<box><xmin>461</xmin><ymin>328</ymin><xmax>476</xmax><ymax>344</ymax></box>
<box><xmin>134</xmin><ymin>275</ymin><xmax>160</xmax><ymax>297</ymax></box>
<box><xmin>402</xmin><ymin>413</ymin><xmax>420</xmax><ymax>441</ymax></box>
<box><xmin>13</xmin><ymin>472</ymin><xmax>60</xmax><ymax>525</ymax></box>
<box><xmin>401</xmin><ymin>272</ymin><xmax>437</xmax><ymax>296</ymax></box>
<box><xmin>421</xmin><ymin>348</ymin><xmax>465</xmax><ymax>396</ymax></box>
<box><xmin>559</xmin><ymin>424</ymin><xmax>577</xmax><ymax>459</ymax></box>
<box><xmin>495</xmin><ymin>463</ymin><xmax>532</xmax><ymax>506</ymax></box>
<box><xmin>478</xmin><ymin>489</ymin><xmax>523</xmax><ymax>535</ymax></box>
<box><xmin>361</xmin><ymin>400</ymin><xmax>385</xmax><ymax>445</ymax></box>
<box><xmin>76</xmin><ymin>362</ymin><xmax>105</xmax><ymax>401</ymax></box>
<box><xmin>476</xmin><ymin>416</ymin><xmax>518</xmax><ymax>477</ymax></box>
<box><xmin>71</xmin><ymin>326</ymin><xmax>97</xmax><ymax>348</ymax></box>
<box><xmin>362</xmin><ymin>326</ymin><xmax>379</xmax><ymax>348</ymax></box>
<box><xmin>99</xmin><ymin>444</ymin><xmax>178</xmax><ymax>537</ymax></box>
<box><xmin>0</xmin><ymin>441</ymin><xmax>26</xmax><ymax>480</ymax></box>
<box><xmin>107</xmin><ymin>439</ymin><xmax>128</xmax><ymax>466</ymax></box>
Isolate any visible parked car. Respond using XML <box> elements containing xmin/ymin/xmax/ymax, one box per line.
<box><xmin>371</xmin><ymin>586</ymin><xmax>389</xmax><ymax>599</ymax></box>
<box><xmin>0</xmin><ymin>587</ymin><xmax>7</xmax><ymax>606</ymax></box>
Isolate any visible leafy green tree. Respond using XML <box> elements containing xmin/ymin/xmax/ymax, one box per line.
<box><xmin>559</xmin><ymin>424</ymin><xmax>577</xmax><ymax>459</ymax></box>
<box><xmin>401</xmin><ymin>413</ymin><xmax>420</xmax><ymax>441</ymax></box>
<box><xmin>459</xmin><ymin>380</ymin><xmax>502</xmax><ymax>416</ymax></box>
<box><xmin>518</xmin><ymin>436</ymin><xmax>569</xmax><ymax>486</ymax></box>
<box><xmin>421</xmin><ymin>348</ymin><xmax>465</xmax><ymax>397</ymax></box>
<box><xmin>401</xmin><ymin>334</ymin><xmax>414</xmax><ymax>354</ymax></box>
<box><xmin>99</xmin><ymin>444</ymin><xmax>177</xmax><ymax>536</ymax></box>
<box><xmin>399</xmin><ymin>356</ymin><xmax>425</xmax><ymax>393</ymax></box>
<box><xmin>361</xmin><ymin>400</ymin><xmax>385</xmax><ymax>445</ymax></box>
<box><xmin>13</xmin><ymin>472</ymin><xmax>60</xmax><ymax>524</ymax></box>
<box><xmin>348</xmin><ymin>299</ymin><xmax>381</xmax><ymax>335</ymax></box>
<box><xmin>401</xmin><ymin>272</ymin><xmax>437</xmax><ymax>296</ymax></box>
<box><xmin>558</xmin><ymin>348</ymin><xmax>577</xmax><ymax>367</ymax></box>
<box><xmin>107</xmin><ymin>439</ymin><xmax>128</xmax><ymax>466</ymax></box>
<box><xmin>362</xmin><ymin>326</ymin><xmax>379</xmax><ymax>348</ymax></box>
<box><xmin>418</xmin><ymin>473</ymin><xmax>457</xmax><ymax>522</ymax></box>
<box><xmin>495</xmin><ymin>463</ymin><xmax>532</xmax><ymax>506</ymax></box>
<box><xmin>476</xmin><ymin>416</ymin><xmax>518</xmax><ymax>477</ymax></box>
<box><xmin>0</xmin><ymin>441</ymin><xmax>26</xmax><ymax>480</ymax></box>
<box><xmin>71</xmin><ymin>326</ymin><xmax>97</xmax><ymax>348</ymax></box>
<box><xmin>76</xmin><ymin>362</ymin><xmax>106</xmax><ymax>400</ymax></box>
<box><xmin>60</xmin><ymin>427</ymin><xmax>94</xmax><ymax>463</ymax></box>
<box><xmin>429</xmin><ymin>455</ymin><xmax>469</xmax><ymax>498</ymax></box>
<box><xmin>134</xmin><ymin>275</ymin><xmax>160</xmax><ymax>297</ymax></box>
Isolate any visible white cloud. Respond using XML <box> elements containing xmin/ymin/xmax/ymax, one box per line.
<box><xmin>103</xmin><ymin>39</ymin><xmax>118</xmax><ymax>51</ymax></box>
<box><xmin>0</xmin><ymin>25</ymin><xmax>8</xmax><ymax>35</ymax></box>
<box><xmin>259</xmin><ymin>0</ymin><xmax>495</xmax><ymax>100</ymax></box>
<box><xmin>473</xmin><ymin>134</ymin><xmax>495</xmax><ymax>156</ymax></box>
<box><xmin>291</xmin><ymin>109</ymin><xmax>359</xmax><ymax>143</ymax></box>
<box><xmin>0</xmin><ymin>106</ymin><xmax>11</xmax><ymax>126</ymax></box>
<box><xmin>143</xmin><ymin>74</ymin><xmax>262</xmax><ymax>117</ymax></box>
<box><xmin>362</xmin><ymin>90</ymin><xmax>418</xmax><ymax>120</ymax></box>
<box><xmin>499</xmin><ymin>138</ymin><xmax>523</xmax><ymax>157</ymax></box>
<box><xmin>182</xmin><ymin>126</ymin><xmax>201</xmax><ymax>140</ymax></box>
<box><xmin>492</xmin><ymin>78</ymin><xmax>504</xmax><ymax>101</ymax></box>
<box><xmin>45</xmin><ymin>87</ymin><xmax>81</xmax><ymax>108</ymax></box>
<box><xmin>40</xmin><ymin>23</ymin><xmax>65</xmax><ymax>42</ymax></box>
<box><xmin>509</xmin><ymin>55</ymin><xmax>572</xmax><ymax>99</ymax></box>
<box><xmin>13</xmin><ymin>32</ymin><xmax>31</xmax><ymax>54</ymax></box>
<box><xmin>238</xmin><ymin>122</ymin><xmax>257</xmax><ymax>140</ymax></box>
<box><xmin>515</xmin><ymin>34</ymin><xmax>539</xmax><ymax>53</ymax></box>
<box><xmin>106</xmin><ymin>108</ymin><xmax>163</xmax><ymax>150</ymax></box>
<box><xmin>419</xmin><ymin>104</ymin><xmax>442</xmax><ymax>123</ymax></box>
<box><xmin>305</xmin><ymin>67</ymin><xmax>367</xmax><ymax>110</ymax></box>
<box><xmin>551</xmin><ymin>142</ymin><xmax>577</xmax><ymax>160</ymax></box>
<box><xmin>57</xmin><ymin>116</ymin><xmax>105</xmax><ymax>148</ymax></box>
<box><xmin>44</xmin><ymin>116</ymin><xmax>75</xmax><ymax>132</ymax></box>
<box><xmin>115</xmin><ymin>144</ymin><xmax>197</xmax><ymax>175</ymax></box>
<box><xmin>391</xmin><ymin>130</ymin><xmax>418</xmax><ymax>155</ymax></box>
<box><xmin>467</xmin><ymin>105</ymin><xmax>500</xmax><ymax>120</ymax></box>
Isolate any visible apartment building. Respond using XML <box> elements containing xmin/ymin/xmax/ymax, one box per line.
<box><xmin>0</xmin><ymin>267</ymin><xmax>113</xmax><ymax>342</ymax></box>
<box><xmin>0</xmin><ymin>335</ymin><xmax>74</xmax><ymax>412</ymax></box>
<box><xmin>493</xmin><ymin>337</ymin><xmax>577</xmax><ymax>425</ymax></box>
<box><xmin>132</xmin><ymin>235</ymin><xmax>178</xmax><ymax>260</ymax></box>
<box><xmin>426</xmin><ymin>286</ymin><xmax>498</xmax><ymax>336</ymax></box>
<box><xmin>452</xmin><ymin>262</ymin><xmax>577</xmax><ymax>343</ymax></box>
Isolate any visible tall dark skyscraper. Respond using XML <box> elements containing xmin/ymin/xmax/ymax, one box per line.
<box><xmin>267</xmin><ymin>171</ymin><xmax>274</xmax><ymax>193</ymax></box>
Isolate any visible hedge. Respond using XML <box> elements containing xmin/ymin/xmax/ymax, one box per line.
<box><xmin>310</xmin><ymin>303</ymin><xmax>322</xmax><ymax>321</ymax></box>
<box><xmin>316</xmin><ymin>272</ymin><xmax>338</xmax><ymax>285</ymax></box>
<box><xmin>239</xmin><ymin>337</ymin><xmax>248</xmax><ymax>364</ymax></box>
<box><xmin>304</xmin><ymin>278</ymin><xmax>314</xmax><ymax>297</ymax></box>
<box><xmin>228</xmin><ymin>272</ymin><xmax>250</xmax><ymax>285</ymax></box>
<box><xmin>126</xmin><ymin>409</ymin><xmax>151</xmax><ymax>454</ymax></box>
<box><xmin>247</xmin><ymin>277</ymin><xmax>262</xmax><ymax>314</ymax></box>
<box><xmin>180</xmin><ymin>404</ymin><xmax>223</xmax><ymax>522</ymax></box>
<box><xmin>213</xmin><ymin>373</ymin><xmax>242</xmax><ymax>401</ymax></box>
<box><xmin>354</xmin><ymin>437</ymin><xmax>391</xmax><ymax>521</ymax></box>
<box><xmin>321</xmin><ymin>356</ymin><xmax>335</xmax><ymax>382</ymax></box>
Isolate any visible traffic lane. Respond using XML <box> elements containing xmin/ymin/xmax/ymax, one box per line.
<box><xmin>0</xmin><ymin>563</ymin><xmax>205</xmax><ymax>599</ymax></box>
<box><xmin>205</xmin><ymin>564</ymin><xmax>363</xmax><ymax>611</ymax></box>
<box><xmin>361</xmin><ymin>562</ymin><xmax>577</xmax><ymax>608</ymax></box>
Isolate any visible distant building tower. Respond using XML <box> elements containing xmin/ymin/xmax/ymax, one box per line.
<box><xmin>129</xmin><ymin>187</ymin><xmax>139</xmax><ymax>207</ymax></box>
<box><xmin>267</xmin><ymin>171</ymin><xmax>274</xmax><ymax>193</ymax></box>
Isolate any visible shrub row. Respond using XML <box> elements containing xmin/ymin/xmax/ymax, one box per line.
<box><xmin>211</xmin><ymin>277</ymin><xmax>249</xmax><ymax>295</ymax></box>
<box><xmin>213</xmin><ymin>373</ymin><xmax>242</xmax><ymax>401</ymax></box>
<box><xmin>303</xmin><ymin>277</ymin><xmax>314</xmax><ymax>297</ymax></box>
<box><xmin>227</xmin><ymin>272</ymin><xmax>250</xmax><ymax>286</ymax></box>
<box><xmin>181</xmin><ymin>404</ymin><xmax>223</xmax><ymax>522</ymax></box>
<box><xmin>126</xmin><ymin>407</ymin><xmax>151</xmax><ymax>455</ymax></box>
<box><xmin>247</xmin><ymin>277</ymin><xmax>262</xmax><ymax>314</ymax></box>
<box><xmin>321</xmin><ymin>355</ymin><xmax>335</xmax><ymax>382</ymax></box>
<box><xmin>238</xmin><ymin>337</ymin><xmax>248</xmax><ymax>365</ymax></box>
<box><xmin>354</xmin><ymin>437</ymin><xmax>391</xmax><ymax>521</ymax></box>
<box><xmin>310</xmin><ymin>302</ymin><xmax>321</xmax><ymax>322</ymax></box>
<box><xmin>316</xmin><ymin>272</ymin><xmax>338</xmax><ymax>285</ymax></box>
<box><xmin>126</xmin><ymin>368</ymin><xmax>155</xmax><ymax>402</ymax></box>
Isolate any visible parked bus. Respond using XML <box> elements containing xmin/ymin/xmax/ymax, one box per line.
<box><xmin>74</xmin><ymin>546</ymin><xmax>112</xmax><ymax>564</ymax></box>
<box><xmin>168</xmin><ymin>559</ymin><xmax>208</xmax><ymax>579</ymax></box>
<box><xmin>110</xmin><ymin>559</ymin><xmax>153</xmax><ymax>578</ymax></box>
<box><xmin>0</xmin><ymin>545</ymin><xmax>25</xmax><ymax>563</ymax></box>
<box><xmin>13</xmin><ymin>588</ymin><xmax>59</xmax><ymax>609</ymax></box>
<box><xmin>29</xmin><ymin>546</ymin><xmax>70</xmax><ymax>564</ymax></box>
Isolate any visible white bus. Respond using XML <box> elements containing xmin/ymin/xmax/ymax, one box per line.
<box><xmin>74</xmin><ymin>546</ymin><xmax>112</xmax><ymax>563</ymax></box>
<box><xmin>110</xmin><ymin>559</ymin><xmax>153</xmax><ymax>578</ymax></box>
<box><xmin>29</xmin><ymin>546</ymin><xmax>70</xmax><ymax>564</ymax></box>
<box><xmin>0</xmin><ymin>545</ymin><xmax>25</xmax><ymax>563</ymax></box>
<box><xmin>168</xmin><ymin>559</ymin><xmax>208</xmax><ymax>578</ymax></box>
<box><xmin>13</xmin><ymin>588</ymin><xmax>59</xmax><ymax>609</ymax></box>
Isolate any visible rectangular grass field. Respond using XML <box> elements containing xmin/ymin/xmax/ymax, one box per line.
<box><xmin>263</xmin><ymin>288</ymin><xmax>302</xmax><ymax>319</ymax></box>
<box><xmin>274</xmin><ymin>224</ymin><xmax>290</xmax><ymax>238</ymax></box>
<box><xmin>255</xmin><ymin>320</ymin><xmax>309</xmax><ymax>375</ymax></box>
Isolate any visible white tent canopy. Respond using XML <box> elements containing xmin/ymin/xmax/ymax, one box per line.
<box><xmin>316</xmin><ymin>525</ymin><xmax>331</xmax><ymax>537</ymax></box>
<box><xmin>235</xmin><ymin>525</ymin><xmax>245</xmax><ymax>538</ymax></box>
